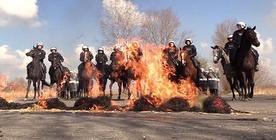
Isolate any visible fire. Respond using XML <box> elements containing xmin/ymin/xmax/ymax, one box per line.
<box><xmin>125</xmin><ymin>43</ymin><xmax>199</xmax><ymax>108</ymax></box>
<box><xmin>0</xmin><ymin>74</ymin><xmax>8</xmax><ymax>92</ymax></box>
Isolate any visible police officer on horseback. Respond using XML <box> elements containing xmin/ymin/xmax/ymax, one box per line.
<box><xmin>95</xmin><ymin>47</ymin><xmax>108</xmax><ymax>65</ymax></box>
<box><xmin>26</xmin><ymin>42</ymin><xmax>50</xmax><ymax>86</ymax></box>
<box><xmin>48</xmin><ymin>47</ymin><xmax>65</xmax><ymax>75</ymax></box>
<box><xmin>182</xmin><ymin>38</ymin><xmax>200</xmax><ymax>69</ymax></box>
<box><xmin>110</xmin><ymin>45</ymin><xmax>125</xmax><ymax>66</ymax></box>
<box><xmin>78</xmin><ymin>45</ymin><xmax>93</xmax><ymax>77</ymax></box>
<box><xmin>163</xmin><ymin>41</ymin><xmax>179</xmax><ymax>67</ymax></box>
<box><xmin>126</xmin><ymin>41</ymin><xmax>143</xmax><ymax>62</ymax></box>
<box><xmin>233</xmin><ymin>21</ymin><xmax>259</xmax><ymax>71</ymax></box>
<box><xmin>224</xmin><ymin>34</ymin><xmax>238</xmax><ymax>68</ymax></box>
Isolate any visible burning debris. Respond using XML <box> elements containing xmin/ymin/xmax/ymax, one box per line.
<box><xmin>73</xmin><ymin>96</ymin><xmax>112</xmax><ymax>110</ymax></box>
<box><xmin>0</xmin><ymin>97</ymin><xmax>34</xmax><ymax>110</ymax></box>
<box><xmin>160</xmin><ymin>97</ymin><xmax>190</xmax><ymax>112</ymax></box>
<box><xmin>36</xmin><ymin>98</ymin><xmax>67</xmax><ymax>109</ymax></box>
<box><xmin>203</xmin><ymin>95</ymin><xmax>232</xmax><ymax>114</ymax></box>
<box><xmin>130</xmin><ymin>95</ymin><xmax>161</xmax><ymax>111</ymax></box>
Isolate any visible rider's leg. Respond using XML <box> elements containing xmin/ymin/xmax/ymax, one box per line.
<box><xmin>251</xmin><ymin>48</ymin><xmax>259</xmax><ymax>71</ymax></box>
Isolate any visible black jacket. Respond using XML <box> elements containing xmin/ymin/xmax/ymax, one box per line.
<box><xmin>79</xmin><ymin>51</ymin><xmax>93</xmax><ymax>62</ymax></box>
<box><xmin>95</xmin><ymin>53</ymin><xmax>108</xmax><ymax>64</ymax></box>
<box><xmin>183</xmin><ymin>45</ymin><xmax>197</xmax><ymax>58</ymax></box>
<box><xmin>48</xmin><ymin>52</ymin><xmax>64</xmax><ymax>64</ymax></box>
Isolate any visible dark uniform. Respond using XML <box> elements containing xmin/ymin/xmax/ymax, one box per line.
<box><xmin>126</xmin><ymin>47</ymin><xmax>143</xmax><ymax>62</ymax></box>
<box><xmin>110</xmin><ymin>49</ymin><xmax>125</xmax><ymax>66</ymax></box>
<box><xmin>26</xmin><ymin>42</ymin><xmax>50</xmax><ymax>86</ymax></box>
<box><xmin>78</xmin><ymin>46</ymin><xmax>93</xmax><ymax>77</ymax></box>
<box><xmin>224</xmin><ymin>39</ymin><xmax>238</xmax><ymax>67</ymax></box>
<box><xmin>26</xmin><ymin>48</ymin><xmax>47</xmax><ymax>80</ymax></box>
<box><xmin>95</xmin><ymin>51</ymin><xmax>108</xmax><ymax>65</ymax></box>
<box><xmin>182</xmin><ymin>43</ymin><xmax>200</xmax><ymax>68</ymax></box>
<box><xmin>48</xmin><ymin>51</ymin><xmax>65</xmax><ymax>76</ymax></box>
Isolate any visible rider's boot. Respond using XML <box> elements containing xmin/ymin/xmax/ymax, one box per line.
<box><xmin>255</xmin><ymin>64</ymin><xmax>259</xmax><ymax>71</ymax></box>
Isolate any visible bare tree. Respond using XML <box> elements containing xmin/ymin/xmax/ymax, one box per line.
<box><xmin>140</xmin><ymin>8</ymin><xmax>190</xmax><ymax>46</ymax></box>
<box><xmin>212</xmin><ymin>18</ymin><xmax>237</xmax><ymax>47</ymax></box>
<box><xmin>101</xmin><ymin>0</ymin><xmax>145</xmax><ymax>45</ymax></box>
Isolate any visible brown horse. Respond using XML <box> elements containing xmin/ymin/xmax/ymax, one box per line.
<box><xmin>49</xmin><ymin>57</ymin><xmax>64</xmax><ymax>97</ymax></box>
<box><xmin>234</xmin><ymin>26</ymin><xmax>260</xmax><ymax>100</ymax></box>
<box><xmin>109</xmin><ymin>62</ymin><xmax>126</xmax><ymax>99</ymax></box>
<box><xmin>179</xmin><ymin>49</ymin><xmax>198</xmax><ymax>85</ymax></box>
<box><xmin>211</xmin><ymin>45</ymin><xmax>241</xmax><ymax>100</ymax></box>
<box><xmin>25</xmin><ymin>49</ymin><xmax>43</xmax><ymax>100</ymax></box>
<box><xmin>125</xmin><ymin>59</ymin><xmax>144</xmax><ymax>99</ymax></box>
<box><xmin>77</xmin><ymin>52</ymin><xmax>95</xmax><ymax>97</ymax></box>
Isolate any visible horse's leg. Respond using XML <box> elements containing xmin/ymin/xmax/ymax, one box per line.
<box><xmin>249</xmin><ymin>72</ymin><xmax>255</xmax><ymax>99</ymax></box>
<box><xmin>227</xmin><ymin>77</ymin><xmax>236</xmax><ymax>100</ymax></box>
<box><xmin>109</xmin><ymin>80</ymin><xmax>115</xmax><ymax>99</ymax></box>
<box><xmin>37</xmin><ymin>80</ymin><xmax>41</xmax><ymax>99</ymax></box>
<box><xmin>33</xmin><ymin>80</ymin><xmax>37</xmax><ymax>100</ymax></box>
<box><xmin>118</xmin><ymin>82</ymin><xmax>122</xmax><ymax>100</ymax></box>
<box><xmin>25</xmin><ymin>80</ymin><xmax>32</xmax><ymax>100</ymax></box>
<box><xmin>241</xmin><ymin>72</ymin><xmax>248</xmax><ymax>101</ymax></box>
<box><xmin>126</xmin><ymin>78</ymin><xmax>132</xmax><ymax>100</ymax></box>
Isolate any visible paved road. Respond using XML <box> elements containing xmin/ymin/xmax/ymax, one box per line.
<box><xmin>0</xmin><ymin>94</ymin><xmax>275</xmax><ymax>140</ymax></box>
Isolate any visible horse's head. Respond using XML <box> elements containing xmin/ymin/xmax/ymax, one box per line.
<box><xmin>211</xmin><ymin>45</ymin><xmax>222</xmax><ymax>64</ymax></box>
<box><xmin>244</xmin><ymin>26</ymin><xmax>260</xmax><ymax>47</ymax></box>
<box><xmin>180</xmin><ymin>49</ymin><xmax>189</xmax><ymax>66</ymax></box>
<box><xmin>83</xmin><ymin>51</ymin><xmax>90</xmax><ymax>62</ymax></box>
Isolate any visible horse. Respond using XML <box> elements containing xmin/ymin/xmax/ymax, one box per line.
<box><xmin>211</xmin><ymin>45</ymin><xmax>241</xmax><ymax>100</ymax></box>
<box><xmin>95</xmin><ymin>62</ymin><xmax>109</xmax><ymax>95</ymax></box>
<box><xmin>234</xmin><ymin>26</ymin><xmax>260</xmax><ymax>100</ymax></box>
<box><xmin>77</xmin><ymin>52</ymin><xmax>95</xmax><ymax>97</ymax></box>
<box><xmin>59</xmin><ymin>71</ymin><xmax>71</xmax><ymax>99</ymax></box>
<box><xmin>125</xmin><ymin>59</ymin><xmax>144</xmax><ymax>99</ymax></box>
<box><xmin>49</xmin><ymin>57</ymin><xmax>64</xmax><ymax>97</ymax></box>
<box><xmin>109</xmin><ymin>61</ymin><xmax>127</xmax><ymax>99</ymax></box>
<box><xmin>25</xmin><ymin>49</ymin><xmax>43</xmax><ymax>100</ymax></box>
<box><xmin>179</xmin><ymin>49</ymin><xmax>198</xmax><ymax>85</ymax></box>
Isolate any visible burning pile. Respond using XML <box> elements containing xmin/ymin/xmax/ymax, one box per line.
<box><xmin>73</xmin><ymin>96</ymin><xmax>112</xmax><ymax>110</ymax></box>
<box><xmin>203</xmin><ymin>95</ymin><xmax>232</xmax><ymax>114</ymax></box>
<box><xmin>0</xmin><ymin>97</ymin><xmax>34</xmax><ymax>110</ymax></box>
<box><xmin>36</xmin><ymin>98</ymin><xmax>67</xmax><ymax>109</ymax></box>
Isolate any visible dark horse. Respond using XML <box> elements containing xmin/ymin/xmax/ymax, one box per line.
<box><xmin>179</xmin><ymin>49</ymin><xmax>198</xmax><ymax>85</ymax></box>
<box><xmin>49</xmin><ymin>58</ymin><xmax>64</xmax><ymax>97</ymax></box>
<box><xmin>211</xmin><ymin>45</ymin><xmax>241</xmax><ymax>100</ymax></box>
<box><xmin>109</xmin><ymin>62</ymin><xmax>126</xmax><ymax>99</ymax></box>
<box><xmin>25</xmin><ymin>48</ymin><xmax>43</xmax><ymax>100</ymax></box>
<box><xmin>234</xmin><ymin>26</ymin><xmax>260</xmax><ymax>100</ymax></box>
<box><xmin>125</xmin><ymin>59</ymin><xmax>144</xmax><ymax>99</ymax></box>
<box><xmin>77</xmin><ymin>52</ymin><xmax>95</xmax><ymax>97</ymax></box>
<box><xmin>95</xmin><ymin>62</ymin><xmax>109</xmax><ymax>95</ymax></box>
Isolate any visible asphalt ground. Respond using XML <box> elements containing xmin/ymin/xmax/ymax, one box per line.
<box><xmin>0</xmin><ymin>94</ymin><xmax>275</xmax><ymax>140</ymax></box>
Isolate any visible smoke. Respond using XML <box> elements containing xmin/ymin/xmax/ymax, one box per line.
<box><xmin>0</xmin><ymin>0</ymin><xmax>46</xmax><ymax>26</ymax></box>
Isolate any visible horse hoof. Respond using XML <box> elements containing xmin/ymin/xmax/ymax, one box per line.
<box><xmin>117</xmin><ymin>96</ymin><xmax>121</xmax><ymax>100</ymax></box>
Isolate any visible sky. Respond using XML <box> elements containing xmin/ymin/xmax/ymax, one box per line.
<box><xmin>0</xmin><ymin>0</ymin><xmax>276</xmax><ymax>80</ymax></box>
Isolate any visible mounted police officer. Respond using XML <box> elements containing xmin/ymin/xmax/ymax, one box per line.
<box><xmin>110</xmin><ymin>45</ymin><xmax>125</xmax><ymax>67</ymax></box>
<box><xmin>126</xmin><ymin>41</ymin><xmax>143</xmax><ymax>62</ymax></box>
<box><xmin>48</xmin><ymin>47</ymin><xmax>65</xmax><ymax>75</ymax></box>
<box><xmin>233</xmin><ymin>21</ymin><xmax>259</xmax><ymax>71</ymax></box>
<box><xmin>224</xmin><ymin>34</ymin><xmax>238</xmax><ymax>68</ymax></box>
<box><xmin>163</xmin><ymin>41</ymin><xmax>179</xmax><ymax>67</ymax></box>
<box><xmin>78</xmin><ymin>45</ymin><xmax>93</xmax><ymax>77</ymax></box>
<box><xmin>182</xmin><ymin>38</ymin><xmax>200</xmax><ymax>69</ymax></box>
<box><xmin>26</xmin><ymin>42</ymin><xmax>50</xmax><ymax>86</ymax></box>
<box><xmin>95</xmin><ymin>47</ymin><xmax>108</xmax><ymax>65</ymax></box>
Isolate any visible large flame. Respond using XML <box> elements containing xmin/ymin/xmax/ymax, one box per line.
<box><xmin>126</xmin><ymin>43</ymin><xmax>198</xmax><ymax>107</ymax></box>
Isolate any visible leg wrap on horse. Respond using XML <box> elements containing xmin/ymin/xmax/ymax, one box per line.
<box><xmin>40</xmin><ymin>62</ymin><xmax>47</xmax><ymax>80</ymax></box>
